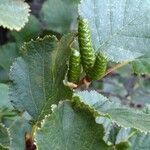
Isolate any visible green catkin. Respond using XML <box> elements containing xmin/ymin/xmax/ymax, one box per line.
<box><xmin>86</xmin><ymin>52</ymin><xmax>107</xmax><ymax>81</ymax></box>
<box><xmin>78</xmin><ymin>17</ymin><xmax>95</xmax><ymax>72</ymax></box>
<box><xmin>68</xmin><ymin>48</ymin><xmax>81</xmax><ymax>84</ymax></box>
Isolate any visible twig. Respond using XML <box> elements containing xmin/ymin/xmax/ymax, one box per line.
<box><xmin>103</xmin><ymin>61</ymin><xmax>130</xmax><ymax>78</ymax></box>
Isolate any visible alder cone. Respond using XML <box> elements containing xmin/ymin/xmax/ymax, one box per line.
<box><xmin>86</xmin><ymin>52</ymin><xmax>107</xmax><ymax>81</ymax></box>
<box><xmin>68</xmin><ymin>48</ymin><xmax>81</xmax><ymax>84</ymax></box>
<box><xmin>78</xmin><ymin>17</ymin><xmax>95</xmax><ymax>72</ymax></box>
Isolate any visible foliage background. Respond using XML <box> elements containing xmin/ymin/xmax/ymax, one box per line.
<box><xmin>0</xmin><ymin>0</ymin><xmax>150</xmax><ymax>150</ymax></box>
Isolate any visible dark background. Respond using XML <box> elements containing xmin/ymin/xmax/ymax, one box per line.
<box><xmin>0</xmin><ymin>0</ymin><xmax>44</xmax><ymax>45</ymax></box>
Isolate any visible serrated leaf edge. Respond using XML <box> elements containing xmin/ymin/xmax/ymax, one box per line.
<box><xmin>73</xmin><ymin>90</ymin><xmax>150</xmax><ymax>133</ymax></box>
<box><xmin>1</xmin><ymin>0</ymin><xmax>30</xmax><ymax>31</ymax></box>
<box><xmin>33</xmin><ymin>101</ymin><xmax>62</xmax><ymax>150</ymax></box>
<box><xmin>0</xmin><ymin>123</ymin><xmax>10</xmax><ymax>149</ymax></box>
<box><xmin>8</xmin><ymin>35</ymin><xmax>58</xmax><ymax>113</ymax></box>
<box><xmin>21</xmin><ymin>35</ymin><xmax>58</xmax><ymax>54</ymax></box>
<box><xmin>72</xmin><ymin>93</ymin><xmax>108</xmax><ymax>118</ymax></box>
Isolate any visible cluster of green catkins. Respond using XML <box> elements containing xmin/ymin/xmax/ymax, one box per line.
<box><xmin>67</xmin><ymin>17</ymin><xmax>107</xmax><ymax>84</ymax></box>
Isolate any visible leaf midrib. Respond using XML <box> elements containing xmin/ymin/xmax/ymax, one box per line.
<box><xmin>90</xmin><ymin>0</ymin><xmax>144</xmax><ymax>51</ymax></box>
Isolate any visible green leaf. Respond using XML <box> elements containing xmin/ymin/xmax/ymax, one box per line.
<box><xmin>132</xmin><ymin>57</ymin><xmax>150</xmax><ymax>74</ymax></box>
<box><xmin>96</xmin><ymin>117</ymin><xmax>118</xmax><ymax>145</ymax></box>
<box><xmin>79</xmin><ymin>0</ymin><xmax>150</xmax><ymax>62</ymax></box>
<box><xmin>115</xmin><ymin>128</ymin><xmax>132</xmax><ymax>145</ymax></box>
<box><xmin>73</xmin><ymin>90</ymin><xmax>150</xmax><ymax>132</ymax></box>
<box><xmin>0</xmin><ymin>84</ymin><xmax>11</xmax><ymax>108</ymax></box>
<box><xmin>0</xmin><ymin>43</ymin><xmax>18</xmax><ymax>70</ymax></box>
<box><xmin>143</xmin><ymin>105</ymin><xmax>150</xmax><ymax>114</ymax></box>
<box><xmin>129</xmin><ymin>132</ymin><xmax>150</xmax><ymax>150</ymax></box>
<box><xmin>0</xmin><ymin>43</ymin><xmax>18</xmax><ymax>82</ymax></box>
<box><xmin>0</xmin><ymin>0</ymin><xmax>30</xmax><ymax>31</ymax></box>
<box><xmin>0</xmin><ymin>84</ymin><xmax>18</xmax><ymax>126</ymax></box>
<box><xmin>0</xmin><ymin>145</ymin><xmax>8</xmax><ymax>150</ymax></box>
<box><xmin>128</xmin><ymin>105</ymin><xmax>150</xmax><ymax>149</ymax></box>
<box><xmin>115</xmin><ymin>142</ymin><xmax>130</xmax><ymax>150</ymax></box>
<box><xmin>0</xmin><ymin>67</ymin><xmax>9</xmax><ymax>83</ymax></box>
<box><xmin>40</xmin><ymin>0</ymin><xmax>78</xmax><ymax>34</ymax></box>
<box><xmin>9</xmin><ymin>34</ymin><xmax>74</xmax><ymax>122</ymax></box>
<box><xmin>96</xmin><ymin>117</ymin><xmax>136</xmax><ymax>149</ymax></box>
<box><xmin>11</xmin><ymin>15</ymin><xmax>41</xmax><ymax>47</ymax></box>
<box><xmin>8</xmin><ymin>118</ymin><xmax>31</xmax><ymax>150</ymax></box>
<box><xmin>0</xmin><ymin>109</ymin><xmax>18</xmax><ymax>127</ymax></box>
<box><xmin>115</xmin><ymin>64</ymin><xmax>133</xmax><ymax>77</ymax></box>
<box><xmin>0</xmin><ymin>124</ymin><xmax>10</xmax><ymax>149</ymax></box>
<box><xmin>35</xmin><ymin>101</ymin><xmax>109</xmax><ymax>150</ymax></box>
